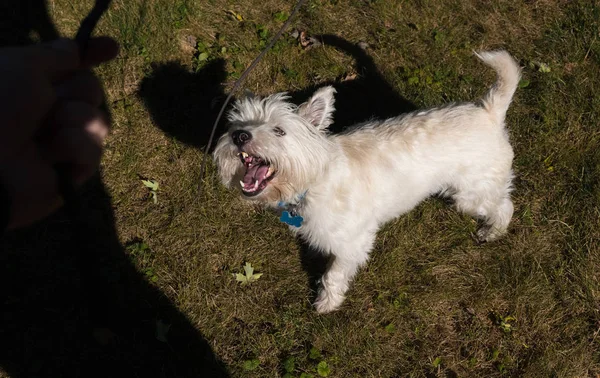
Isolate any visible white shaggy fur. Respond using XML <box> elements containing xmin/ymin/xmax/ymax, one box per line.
<box><xmin>214</xmin><ymin>50</ymin><xmax>521</xmax><ymax>313</ymax></box>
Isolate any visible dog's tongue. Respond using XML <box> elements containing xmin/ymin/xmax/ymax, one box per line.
<box><xmin>243</xmin><ymin>164</ymin><xmax>269</xmax><ymax>185</ymax></box>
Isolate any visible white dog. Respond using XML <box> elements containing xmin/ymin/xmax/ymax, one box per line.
<box><xmin>214</xmin><ymin>50</ymin><xmax>520</xmax><ymax>313</ymax></box>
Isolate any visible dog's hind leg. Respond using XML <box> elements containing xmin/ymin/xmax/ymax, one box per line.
<box><xmin>314</xmin><ymin>232</ymin><xmax>375</xmax><ymax>314</ymax></box>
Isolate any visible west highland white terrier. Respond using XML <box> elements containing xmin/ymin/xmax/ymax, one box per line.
<box><xmin>214</xmin><ymin>50</ymin><xmax>521</xmax><ymax>313</ymax></box>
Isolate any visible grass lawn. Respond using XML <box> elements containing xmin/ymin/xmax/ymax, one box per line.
<box><xmin>1</xmin><ymin>0</ymin><xmax>599</xmax><ymax>377</ymax></box>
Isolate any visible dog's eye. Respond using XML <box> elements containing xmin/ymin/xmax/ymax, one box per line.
<box><xmin>273</xmin><ymin>127</ymin><xmax>286</xmax><ymax>136</ymax></box>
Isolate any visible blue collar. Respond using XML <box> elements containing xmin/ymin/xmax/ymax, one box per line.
<box><xmin>277</xmin><ymin>191</ymin><xmax>307</xmax><ymax>228</ymax></box>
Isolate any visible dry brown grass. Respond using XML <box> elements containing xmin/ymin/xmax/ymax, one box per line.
<box><xmin>1</xmin><ymin>0</ymin><xmax>599</xmax><ymax>377</ymax></box>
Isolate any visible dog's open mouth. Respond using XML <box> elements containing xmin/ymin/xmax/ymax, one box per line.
<box><xmin>238</xmin><ymin>151</ymin><xmax>275</xmax><ymax>196</ymax></box>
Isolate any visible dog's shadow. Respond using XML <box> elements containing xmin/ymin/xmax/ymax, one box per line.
<box><xmin>138</xmin><ymin>34</ymin><xmax>417</xmax><ymax>300</ymax></box>
<box><xmin>138</xmin><ymin>34</ymin><xmax>417</xmax><ymax>147</ymax></box>
<box><xmin>287</xmin><ymin>35</ymin><xmax>416</xmax><ymax>133</ymax></box>
<box><xmin>138</xmin><ymin>59</ymin><xmax>229</xmax><ymax>148</ymax></box>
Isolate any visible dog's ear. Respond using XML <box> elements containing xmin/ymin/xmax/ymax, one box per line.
<box><xmin>297</xmin><ymin>86</ymin><xmax>336</xmax><ymax>130</ymax></box>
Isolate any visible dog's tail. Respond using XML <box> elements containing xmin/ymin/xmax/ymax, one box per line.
<box><xmin>476</xmin><ymin>50</ymin><xmax>521</xmax><ymax>125</ymax></box>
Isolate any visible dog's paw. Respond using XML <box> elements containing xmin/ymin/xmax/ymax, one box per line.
<box><xmin>476</xmin><ymin>225</ymin><xmax>504</xmax><ymax>243</ymax></box>
<box><xmin>314</xmin><ymin>289</ymin><xmax>344</xmax><ymax>314</ymax></box>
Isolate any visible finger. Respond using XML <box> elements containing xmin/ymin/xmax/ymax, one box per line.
<box><xmin>45</xmin><ymin>102</ymin><xmax>109</xmax><ymax>184</ymax></box>
<box><xmin>81</xmin><ymin>37</ymin><xmax>120</xmax><ymax>68</ymax></box>
<box><xmin>55</xmin><ymin>70</ymin><xmax>105</xmax><ymax>107</ymax></box>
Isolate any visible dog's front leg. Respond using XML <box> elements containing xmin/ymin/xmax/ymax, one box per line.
<box><xmin>313</xmin><ymin>233</ymin><xmax>374</xmax><ymax>314</ymax></box>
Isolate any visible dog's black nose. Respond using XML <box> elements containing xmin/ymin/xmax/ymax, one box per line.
<box><xmin>232</xmin><ymin>130</ymin><xmax>252</xmax><ymax>147</ymax></box>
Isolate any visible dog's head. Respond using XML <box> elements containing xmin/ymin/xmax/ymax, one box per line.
<box><xmin>213</xmin><ymin>86</ymin><xmax>336</xmax><ymax>204</ymax></box>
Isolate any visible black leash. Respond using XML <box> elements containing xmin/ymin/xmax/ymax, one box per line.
<box><xmin>75</xmin><ymin>0</ymin><xmax>112</xmax><ymax>52</ymax></box>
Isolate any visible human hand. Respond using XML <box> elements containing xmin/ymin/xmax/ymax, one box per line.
<box><xmin>0</xmin><ymin>37</ymin><xmax>119</xmax><ymax>230</ymax></box>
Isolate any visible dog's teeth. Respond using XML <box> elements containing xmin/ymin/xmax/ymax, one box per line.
<box><xmin>239</xmin><ymin>180</ymin><xmax>245</xmax><ymax>188</ymax></box>
<box><xmin>241</xmin><ymin>152</ymin><xmax>249</xmax><ymax>159</ymax></box>
<box><xmin>253</xmin><ymin>180</ymin><xmax>259</xmax><ymax>190</ymax></box>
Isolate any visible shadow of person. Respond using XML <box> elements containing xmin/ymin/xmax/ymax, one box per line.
<box><xmin>0</xmin><ymin>1</ymin><xmax>228</xmax><ymax>377</ymax></box>
<box><xmin>138</xmin><ymin>34</ymin><xmax>416</xmax><ymax>305</ymax></box>
<box><xmin>1</xmin><ymin>178</ymin><xmax>229</xmax><ymax>377</ymax></box>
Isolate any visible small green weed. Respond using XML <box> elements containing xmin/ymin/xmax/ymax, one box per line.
<box><xmin>144</xmin><ymin>267</ymin><xmax>158</xmax><ymax>283</ymax></box>
<box><xmin>316</xmin><ymin>361</ymin><xmax>331</xmax><ymax>377</ymax></box>
<box><xmin>126</xmin><ymin>240</ymin><xmax>157</xmax><ymax>282</ymax></box>
<box><xmin>282</xmin><ymin>356</ymin><xmax>296</xmax><ymax>377</ymax></box>
<box><xmin>126</xmin><ymin>240</ymin><xmax>149</xmax><ymax>256</ymax></box>
<box><xmin>255</xmin><ymin>24</ymin><xmax>270</xmax><ymax>48</ymax></box>
<box><xmin>308</xmin><ymin>347</ymin><xmax>322</xmax><ymax>360</ymax></box>
<box><xmin>273</xmin><ymin>11</ymin><xmax>290</xmax><ymax>22</ymax></box>
<box><xmin>432</xmin><ymin>29</ymin><xmax>447</xmax><ymax>44</ymax></box>
<box><xmin>490</xmin><ymin>312</ymin><xmax>517</xmax><ymax>333</ymax></box>
<box><xmin>171</xmin><ymin>1</ymin><xmax>189</xmax><ymax>28</ymax></box>
<box><xmin>392</xmin><ymin>292</ymin><xmax>409</xmax><ymax>310</ymax></box>
<box><xmin>384</xmin><ymin>323</ymin><xmax>396</xmax><ymax>333</ymax></box>
<box><xmin>518</xmin><ymin>78</ymin><xmax>531</xmax><ymax>88</ymax></box>
<box><xmin>192</xmin><ymin>36</ymin><xmax>231</xmax><ymax>72</ymax></box>
<box><xmin>243</xmin><ymin>358</ymin><xmax>260</xmax><ymax>371</ymax></box>
<box><xmin>282</xmin><ymin>67</ymin><xmax>299</xmax><ymax>80</ymax></box>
